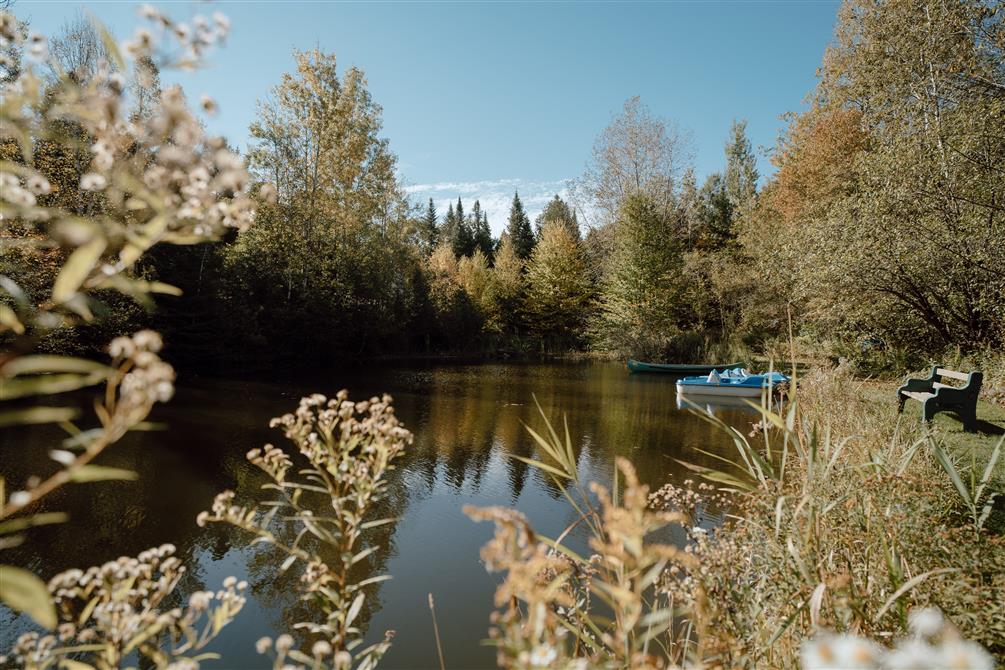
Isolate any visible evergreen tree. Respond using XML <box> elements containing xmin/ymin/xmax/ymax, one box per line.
<box><xmin>471</xmin><ymin>201</ymin><xmax>494</xmax><ymax>260</ymax></box>
<box><xmin>417</xmin><ymin>198</ymin><xmax>438</xmax><ymax>253</ymax></box>
<box><xmin>487</xmin><ymin>233</ymin><xmax>525</xmax><ymax>333</ymax></box>
<box><xmin>452</xmin><ymin>197</ymin><xmax>476</xmax><ymax>257</ymax></box>
<box><xmin>697</xmin><ymin>173</ymin><xmax>734</xmax><ymax>248</ymax></box>
<box><xmin>724</xmin><ymin>119</ymin><xmax>759</xmax><ymax>212</ymax></box>
<box><xmin>534</xmin><ymin>194</ymin><xmax>579</xmax><ymax>241</ymax></box>
<box><xmin>595</xmin><ymin>193</ymin><xmax>689</xmax><ymax>359</ymax></box>
<box><xmin>506</xmin><ymin>191</ymin><xmax>535</xmax><ymax>261</ymax></box>
<box><xmin>524</xmin><ymin>221</ymin><xmax>592</xmax><ymax>345</ymax></box>
<box><xmin>442</xmin><ymin>201</ymin><xmax>459</xmax><ymax>253</ymax></box>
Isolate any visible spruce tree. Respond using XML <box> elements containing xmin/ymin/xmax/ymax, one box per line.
<box><xmin>418</xmin><ymin>197</ymin><xmax>439</xmax><ymax>253</ymax></box>
<box><xmin>471</xmin><ymin>201</ymin><xmax>494</xmax><ymax>260</ymax></box>
<box><xmin>452</xmin><ymin>197</ymin><xmax>476</xmax><ymax>257</ymax></box>
<box><xmin>506</xmin><ymin>191</ymin><xmax>535</xmax><ymax>261</ymax></box>
<box><xmin>442</xmin><ymin>201</ymin><xmax>458</xmax><ymax>253</ymax></box>
<box><xmin>534</xmin><ymin>194</ymin><xmax>579</xmax><ymax>241</ymax></box>
<box><xmin>724</xmin><ymin>119</ymin><xmax>759</xmax><ymax>212</ymax></box>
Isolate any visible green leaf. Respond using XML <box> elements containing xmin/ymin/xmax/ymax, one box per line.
<box><xmin>69</xmin><ymin>466</ymin><xmax>138</xmax><ymax>483</ymax></box>
<box><xmin>929</xmin><ymin>438</ymin><xmax>971</xmax><ymax>506</ymax></box>
<box><xmin>0</xmin><ymin>564</ymin><xmax>57</xmax><ymax>629</ymax></box>
<box><xmin>52</xmin><ymin>238</ymin><xmax>106</xmax><ymax>304</ymax></box>
<box><xmin>0</xmin><ymin>406</ymin><xmax>79</xmax><ymax>428</ymax></box>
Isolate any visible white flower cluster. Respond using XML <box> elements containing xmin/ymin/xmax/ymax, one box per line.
<box><xmin>801</xmin><ymin>608</ymin><xmax>994</xmax><ymax>670</ymax></box>
<box><xmin>108</xmin><ymin>330</ymin><xmax>176</xmax><ymax>433</ymax></box>
<box><xmin>267</xmin><ymin>391</ymin><xmax>413</xmax><ymax>470</ymax></box>
<box><xmin>1</xmin><ymin>5</ymin><xmax>262</xmax><ymax>274</ymax></box>
<box><xmin>126</xmin><ymin>5</ymin><xmax>230</xmax><ymax>64</ymax></box>
<box><xmin>7</xmin><ymin>545</ymin><xmax>246</xmax><ymax>669</ymax></box>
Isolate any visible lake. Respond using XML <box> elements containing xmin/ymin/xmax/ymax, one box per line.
<box><xmin>1</xmin><ymin>360</ymin><xmax>755</xmax><ymax>669</ymax></box>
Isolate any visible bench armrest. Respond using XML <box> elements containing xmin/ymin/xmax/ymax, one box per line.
<box><xmin>898</xmin><ymin>366</ymin><xmax>938</xmax><ymax>394</ymax></box>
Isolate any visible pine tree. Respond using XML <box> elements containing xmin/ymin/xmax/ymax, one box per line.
<box><xmin>524</xmin><ymin>221</ymin><xmax>592</xmax><ymax>344</ymax></box>
<box><xmin>724</xmin><ymin>119</ymin><xmax>759</xmax><ymax>213</ymax></box>
<box><xmin>506</xmin><ymin>191</ymin><xmax>535</xmax><ymax>261</ymax></box>
<box><xmin>534</xmin><ymin>194</ymin><xmax>579</xmax><ymax>240</ymax></box>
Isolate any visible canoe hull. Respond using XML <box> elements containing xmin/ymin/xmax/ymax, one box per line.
<box><xmin>627</xmin><ymin>359</ymin><xmax>745</xmax><ymax>375</ymax></box>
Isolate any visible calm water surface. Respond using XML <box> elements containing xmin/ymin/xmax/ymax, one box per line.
<box><xmin>2</xmin><ymin>360</ymin><xmax>755</xmax><ymax>669</ymax></box>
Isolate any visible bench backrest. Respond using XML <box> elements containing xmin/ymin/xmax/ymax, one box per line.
<box><xmin>934</xmin><ymin>367</ymin><xmax>983</xmax><ymax>394</ymax></box>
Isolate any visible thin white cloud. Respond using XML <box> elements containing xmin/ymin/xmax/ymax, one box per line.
<box><xmin>404</xmin><ymin>178</ymin><xmax>573</xmax><ymax>236</ymax></box>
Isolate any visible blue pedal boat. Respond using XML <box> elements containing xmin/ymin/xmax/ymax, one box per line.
<box><xmin>675</xmin><ymin>368</ymin><xmax>790</xmax><ymax>398</ymax></box>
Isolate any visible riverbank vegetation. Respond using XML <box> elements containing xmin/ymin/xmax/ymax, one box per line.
<box><xmin>2</xmin><ymin>0</ymin><xmax>1004</xmax><ymax>668</ymax></box>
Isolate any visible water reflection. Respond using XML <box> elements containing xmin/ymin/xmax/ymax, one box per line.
<box><xmin>1</xmin><ymin>361</ymin><xmax>755</xmax><ymax>669</ymax></box>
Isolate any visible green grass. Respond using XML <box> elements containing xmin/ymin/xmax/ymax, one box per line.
<box><xmin>862</xmin><ymin>384</ymin><xmax>1005</xmax><ymax>483</ymax></box>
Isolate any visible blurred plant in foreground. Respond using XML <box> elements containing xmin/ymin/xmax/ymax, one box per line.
<box><xmin>1</xmin><ymin>0</ymin><xmax>262</xmax><ymax>642</ymax></box>
<box><xmin>200</xmin><ymin>391</ymin><xmax>412</xmax><ymax>670</ymax></box>
<box><xmin>1</xmin><ymin>544</ymin><xmax>246</xmax><ymax>670</ymax></box>
<box><xmin>466</xmin><ymin>400</ymin><xmax>705</xmax><ymax>669</ymax></box>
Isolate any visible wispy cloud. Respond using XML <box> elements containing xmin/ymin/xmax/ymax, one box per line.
<box><xmin>404</xmin><ymin>178</ymin><xmax>573</xmax><ymax>236</ymax></box>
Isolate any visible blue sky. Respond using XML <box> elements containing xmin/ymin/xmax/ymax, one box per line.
<box><xmin>14</xmin><ymin>0</ymin><xmax>840</xmax><ymax>232</ymax></box>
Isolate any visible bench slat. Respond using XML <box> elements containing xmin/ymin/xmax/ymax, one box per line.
<box><xmin>932</xmin><ymin>382</ymin><xmax>957</xmax><ymax>391</ymax></box>
<box><xmin>903</xmin><ymin>391</ymin><xmax>935</xmax><ymax>402</ymax></box>
<box><xmin>936</xmin><ymin>368</ymin><xmax>969</xmax><ymax>381</ymax></box>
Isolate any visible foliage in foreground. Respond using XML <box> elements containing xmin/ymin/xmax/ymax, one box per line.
<box><xmin>199</xmin><ymin>392</ymin><xmax>412</xmax><ymax>670</ymax></box>
<box><xmin>0</xmin><ymin>3</ymin><xmax>258</xmax><ymax>637</ymax></box>
<box><xmin>3</xmin><ymin>545</ymin><xmax>246</xmax><ymax>670</ymax></box>
<box><xmin>465</xmin><ymin>370</ymin><xmax>1003</xmax><ymax>668</ymax></box>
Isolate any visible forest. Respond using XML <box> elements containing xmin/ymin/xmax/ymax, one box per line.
<box><xmin>2</xmin><ymin>1</ymin><xmax>1005</xmax><ymax>669</ymax></box>
<box><xmin>3</xmin><ymin>1</ymin><xmax>1001</xmax><ymax>374</ymax></box>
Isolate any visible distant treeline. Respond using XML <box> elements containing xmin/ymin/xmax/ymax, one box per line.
<box><xmin>3</xmin><ymin>0</ymin><xmax>1003</xmax><ymax>372</ymax></box>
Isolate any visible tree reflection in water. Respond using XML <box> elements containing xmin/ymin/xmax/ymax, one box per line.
<box><xmin>2</xmin><ymin>361</ymin><xmax>752</xmax><ymax>669</ymax></box>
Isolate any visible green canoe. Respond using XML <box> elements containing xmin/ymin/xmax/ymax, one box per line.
<box><xmin>627</xmin><ymin>359</ymin><xmax>745</xmax><ymax>375</ymax></box>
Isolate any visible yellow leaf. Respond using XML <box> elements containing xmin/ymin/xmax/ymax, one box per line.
<box><xmin>0</xmin><ymin>565</ymin><xmax>57</xmax><ymax>629</ymax></box>
<box><xmin>52</xmin><ymin>238</ymin><xmax>106</xmax><ymax>304</ymax></box>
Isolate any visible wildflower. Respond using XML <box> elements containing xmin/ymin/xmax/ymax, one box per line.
<box><xmin>908</xmin><ymin>607</ymin><xmax>944</xmax><ymax>638</ymax></box>
<box><xmin>274</xmin><ymin>634</ymin><xmax>294</xmax><ymax>654</ymax></box>
<box><xmin>528</xmin><ymin>644</ymin><xmax>557</xmax><ymax>667</ymax></box>
<box><xmin>26</xmin><ymin>174</ymin><xmax>51</xmax><ymax>195</ymax></box>
<box><xmin>333</xmin><ymin>651</ymin><xmax>352</xmax><ymax>670</ymax></box>
<box><xmin>199</xmin><ymin>94</ymin><xmax>218</xmax><ymax>115</ymax></box>
<box><xmin>212</xmin><ymin>11</ymin><xmax>230</xmax><ymax>33</ymax></box>
<box><xmin>49</xmin><ymin>450</ymin><xmax>76</xmax><ymax>466</ymax></box>
<box><xmin>255</xmin><ymin>636</ymin><xmax>272</xmax><ymax>654</ymax></box>
<box><xmin>79</xmin><ymin>173</ymin><xmax>107</xmax><ymax>191</ymax></box>
<box><xmin>8</xmin><ymin>491</ymin><xmax>30</xmax><ymax>507</ymax></box>
<box><xmin>803</xmin><ymin>634</ymin><xmax>883</xmax><ymax>670</ymax></box>
<box><xmin>311</xmin><ymin>640</ymin><xmax>332</xmax><ymax>657</ymax></box>
<box><xmin>937</xmin><ymin>640</ymin><xmax>995</xmax><ymax>670</ymax></box>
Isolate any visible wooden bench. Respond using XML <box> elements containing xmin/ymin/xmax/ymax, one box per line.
<box><xmin>896</xmin><ymin>366</ymin><xmax>983</xmax><ymax>432</ymax></box>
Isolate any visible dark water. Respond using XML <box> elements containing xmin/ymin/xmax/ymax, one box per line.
<box><xmin>1</xmin><ymin>360</ymin><xmax>755</xmax><ymax>669</ymax></box>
